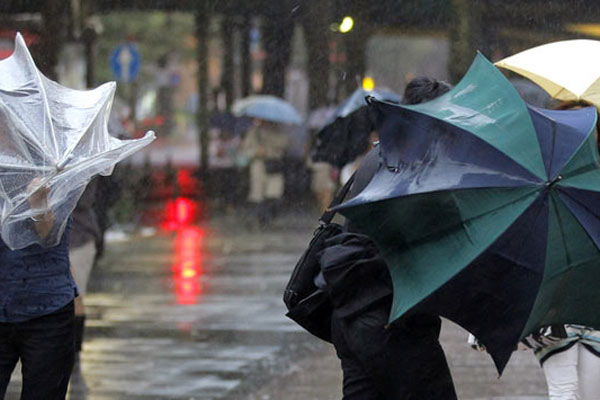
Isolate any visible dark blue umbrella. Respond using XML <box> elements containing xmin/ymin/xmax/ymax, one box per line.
<box><xmin>335</xmin><ymin>53</ymin><xmax>600</xmax><ymax>373</ymax></box>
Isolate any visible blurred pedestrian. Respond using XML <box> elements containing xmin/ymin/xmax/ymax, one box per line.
<box><xmin>338</xmin><ymin>106</ymin><xmax>379</xmax><ymax>185</ymax></box>
<box><xmin>0</xmin><ymin>179</ymin><xmax>76</xmax><ymax>399</ymax></box>
<box><xmin>308</xmin><ymin>160</ymin><xmax>336</xmax><ymax>212</ymax></box>
<box><xmin>239</xmin><ymin>119</ymin><xmax>289</xmax><ymax>226</ymax></box>
<box><xmin>93</xmin><ymin>172</ymin><xmax>124</xmax><ymax>259</ymax></box>
<box><xmin>69</xmin><ymin>178</ymin><xmax>101</xmax><ymax>360</ymax></box>
<box><xmin>209</xmin><ymin>126</ymin><xmax>242</xmax><ymax>211</ymax></box>
<box><xmin>322</xmin><ymin>77</ymin><xmax>457</xmax><ymax>399</ymax></box>
<box><xmin>306</xmin><ymin>107</ymin><xmax>337</xmax><ymax>212</ymax></box>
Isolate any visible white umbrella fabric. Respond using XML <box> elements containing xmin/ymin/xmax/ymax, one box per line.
<box><xmin>495</xmin><ymin>39</ymin><xmax>600</xmax><ymax>106</ymax></box>
<box><xmin>0</xmin><ymin>33</ymin><xmax>155</xmax><ymax>250</ymax></box>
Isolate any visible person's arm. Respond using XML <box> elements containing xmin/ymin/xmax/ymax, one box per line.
<box><xmin>27</xmin><ymin>179</ymin><xmax>54</xmax><ymax>239</ymax></box>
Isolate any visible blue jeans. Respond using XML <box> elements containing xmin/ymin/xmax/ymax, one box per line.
<box><xmin>0</xmin><ymin>302</ymin><xmax>75</xmax><ymax>400</ymax></box>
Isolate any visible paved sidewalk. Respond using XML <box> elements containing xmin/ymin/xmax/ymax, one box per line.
<box><xmin>4</xmin><ymin>210</ymin><xmax>549</xmax><ymax>399</ymax></box>
<box><xmin>241</xmin><ymin>320</ymin><xmax>548</xmax><ymax>400</ymax></box>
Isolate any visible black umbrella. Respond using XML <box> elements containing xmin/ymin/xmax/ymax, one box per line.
<box><xmin>311</xmin><ymin>88</ymin><xmax>401</xmax><ymax>168</ymax></box>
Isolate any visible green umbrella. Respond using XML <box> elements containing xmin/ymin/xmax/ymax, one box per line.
<box><xmin>335</xmin><ymin>53</ymin><xmax>600</xmax><ymax>373</ymax></box>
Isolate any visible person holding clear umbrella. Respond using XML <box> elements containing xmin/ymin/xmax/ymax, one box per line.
<box><xmin>0</xmin><ymin>179</ymin><xmax>76</xmax><ymax>400</ymax></box>
<box><xmin>0</xmin><ymin>33</ymin><xmax>154</xmax><ymax>400</ymax></box>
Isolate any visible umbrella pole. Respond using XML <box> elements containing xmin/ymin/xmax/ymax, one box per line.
<box><xmin>195</xmin><ymin>3</ymin><xmax>211</xmax><ymax>203</ymax></box>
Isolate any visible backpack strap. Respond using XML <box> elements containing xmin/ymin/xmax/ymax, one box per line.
<box><xmin>319</xmin><ymin>172</ymin><xmax>355</xmax><ymax>225</ymax></box>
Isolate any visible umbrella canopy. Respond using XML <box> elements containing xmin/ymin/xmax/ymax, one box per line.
<box><xmin>232</xmin><ymin>95</ymin><xmax>302</xmax><ymax>125</ymax></box>
<box><xmin>0</xmin><ymin>33</ymin><xmax>155</xmax><ymax>250</ymax></box>
<box><xmin>335</xmin><ymin>53</ymin><xmax>600</xmax><ymax>373</ymax></box>
<box><xmin>312</xmin><ymin>88</ymin><xmax>402</xmax><ymax>168</ymax></box>
<box><xmin>495</xmin><ymin>39</ymin><xmax>600</xmax><ymax>106</ymax></box>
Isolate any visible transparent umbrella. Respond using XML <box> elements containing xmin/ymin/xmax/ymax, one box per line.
<box><xmin>0</xmin><ymin>33</ymin><xmax>155</xmax><ymax>250</ymax></box>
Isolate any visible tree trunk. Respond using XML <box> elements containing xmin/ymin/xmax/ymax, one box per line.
<box><xmin>301</xmin><ymin>0</ymin><xmax>332</xmax><ymax>109</ymax></box>
<box><xmin>221</xmin><ymin>16</ymin><xmax>235</xmax><ymax>110</ymax></box>
<box><xmin>261</xmin><ymin>4</ymin><xmax>294</xmax><ymax>97</ymax></box>
<box><xmin>35</xmin><ymin>0</ymin><xmax>69</xmax><ymax>80</ymax></box>
<box><xmin>240</xmin><ymin>15</ymin><xmax>252</xmax><ymax>97</ymax></box>
<box><xmin>341</xmin><ymin>9</ymin><xmax>369</xmax><ymax>96</ymax></box>
<box><xmin>448</xmin><ymin>0</ymin><xmax>497</xmax><ymax>83</ymax></box>
<box><xmin>196</xmin><ymin>4</ymin><xmax>211</xmax><ymax>185</ymax></box>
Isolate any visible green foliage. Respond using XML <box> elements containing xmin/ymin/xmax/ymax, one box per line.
<box><xmin>95</xmin><ymin>11</ymin><xmax>196</xmax><ymax>90</ymax></box>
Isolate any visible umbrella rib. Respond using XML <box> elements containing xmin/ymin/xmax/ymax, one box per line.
<box><xmin>2</xmin><ymin>134</ymin><xmax>154</xmax><ymax>225</ymax></box>
<box><xmin>59</xmin><ymin>109</ymin><xmax>105</xmax><ymax>169</ymax></box>
<box><xmin>51</xmin><ymin>132</ymin><xmax>154</xmax><ymax>175</ymax></box>
<box><xmin>557</xmin><ymin>187</ymin><xmax>600</xmax><ymax>219</ymax></box>
<box><xmin>549</xmin><ymin>194</ymin><xmax>573</xmax><ymax>268</ymax></box>
<box><xmin>57</xmin><ymin>83</ymin><xmax>115</xmax><ymax>168</ymax></box>
<box><xmin>10</xmin><ymin>34</ymin><xmax>58</xmax><ymax>158</ymax></box>
<box><xmin>548</xmin><ymin>119</ymin><xmax>558</xmax><ymax>178</ymax></box>
<box><xmin>0</xmin><ymin>163</ymin><xmax>54</xmax><ymax>172</ymax></box>
<box><xmin>31</xmin><ymin>72</ymin><xmax>59</xmax><ymax>161</ymax></box>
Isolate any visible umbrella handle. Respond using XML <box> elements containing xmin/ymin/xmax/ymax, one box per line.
<box><xmin>55</xmin><ymin>154</ymin><xmax>74</xmax><ymax>171</ymax></box>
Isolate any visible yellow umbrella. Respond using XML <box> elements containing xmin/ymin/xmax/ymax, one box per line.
<box><xmin>495</xmin><ymin>39</ymin><xmax>600</xmax><ymax>106</ymax></box>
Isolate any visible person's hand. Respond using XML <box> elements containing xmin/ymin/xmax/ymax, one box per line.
<box><xmin>517</xmin><ymin>342</ymin><xmax>530</xmax><ymax>351</ymax></box>
<box><xmin>26</xmin><ymin>177</ymin><xmax>54</xmax><ymax>238</ymax></box>
<box><xmin>27</xmin><ymin>177</ymin><xmax>49</xmax><ymax>211</ymax></box>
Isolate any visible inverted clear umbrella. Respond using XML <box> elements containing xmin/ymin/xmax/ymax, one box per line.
<box><xmin>0</xmin><ymin>33</ymin><xmax>155</xmax><ymax>250</ymax></box>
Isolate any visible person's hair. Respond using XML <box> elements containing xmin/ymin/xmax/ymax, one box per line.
<box><xmin>550</xmin><ymin>99</ymin><xmax>595</xmax><ymax>111</ymax></box>
<box><xmin>402</xmin><ymin>77</ymin><xmax>451</xmax><ymax>105</ymax></box>
<box><xmin>551</xmin><ymin>99</ymin><xmax>600</xmax><ymax>151</ymax></box>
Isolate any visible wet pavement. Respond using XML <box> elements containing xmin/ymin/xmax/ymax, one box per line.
<box><xmin>5</xmin><ymin>208</ymin><xmax>549</xmax><ymax>399</ymax></box>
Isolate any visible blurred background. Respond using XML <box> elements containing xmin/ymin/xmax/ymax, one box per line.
<box><xmin>4</xmin><ymin>2</ymin><xmax>600</xmax><ymax>399</ymax></box>
<box><xmin>1</xmin><ymin>0</ymin><xmax>598</xmax><ymax>223</ymax></box>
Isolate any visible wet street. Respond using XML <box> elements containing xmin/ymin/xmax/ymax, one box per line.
<box><xmin>6</xmin><ymin>208</ymin><xmax>548</xmax><ymax>399</ymax></box>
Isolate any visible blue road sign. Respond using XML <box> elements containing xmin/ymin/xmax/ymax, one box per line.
<box><xmin>110</xmin><ymin>43</ymin><xmax>140</xmax><ymax>83</ymax></box>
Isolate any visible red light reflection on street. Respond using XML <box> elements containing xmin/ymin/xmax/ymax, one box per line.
<box><xmin>177</xmin><ymin>169</ymin><xmax>197</xmax><ymax>194</ymax></box>
<box><xmin>172</xmin><ymin>226</ymin><xmax>204</xmax><ymax>305</ymax></box>
<box><xmin>164</xmin><ymin>197</ymin><xmax>196</xmax><ymax>229</ymax></box>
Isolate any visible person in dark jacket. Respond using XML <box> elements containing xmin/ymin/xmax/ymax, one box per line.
<box><xmin>0</xmin><ymin>179</ymin><xmax>77</xmax><ymax>400</ymax></box>
<box><xmin>322</xmin><ymin>77</ymin><xmax>457</xmax><ymax>399</ymax></box>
